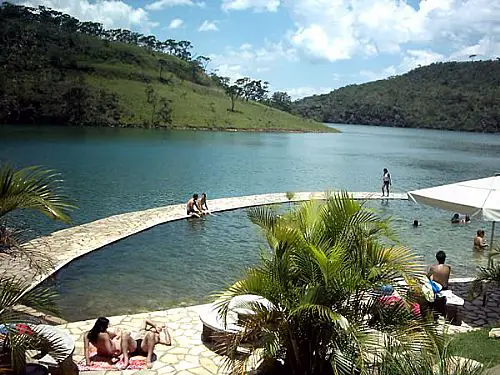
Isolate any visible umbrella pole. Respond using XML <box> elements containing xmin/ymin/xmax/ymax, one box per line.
<box><xmin>488</xmin><ymin>221</ymin><xmax>496</xmax><ymax>268</ymax></box>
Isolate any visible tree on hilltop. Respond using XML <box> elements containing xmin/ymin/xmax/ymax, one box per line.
<box><xmin>270</xmin><ymin>91</ymin><xmax>292</xmax><ymax>112</ymax></box>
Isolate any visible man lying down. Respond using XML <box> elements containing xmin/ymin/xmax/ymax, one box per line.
<box><xmin>84</xmin><ymin>317</ymin><xmax>171</xmax><ymax>369</ymax></box>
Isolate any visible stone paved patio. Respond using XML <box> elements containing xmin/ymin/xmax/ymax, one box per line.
<box><xmin>61</xmin><ymin>304</ymin><xmax>234</xmax><ymax>375</ymax></box>
<box><xmin>48</xmin><ymin>279</ymin><xmax>500</xmax><ymax>375</ymax></box>
<box><xmin>450</xmin><ymin>280</ymin><xmax>500</xmax><ymax>328</ymax></box>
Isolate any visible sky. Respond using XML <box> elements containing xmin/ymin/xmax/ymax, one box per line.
<box><xmin>11</xmin><ymin>0</ymin><xmax>500</xmax><ymax>99</ymax></box>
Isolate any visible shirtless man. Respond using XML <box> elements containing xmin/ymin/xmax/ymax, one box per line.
<box><xmin>474</xmin><ymin>229</ymin><xmax>489</xmax><ymax>250</ymax></box>
<box><xmin>186</xmin><ymin>194</ymin><xmax>201</xmax><ymax>218</ymax></box>
<box><xmin>84</xmin><ymin>317</ymin><xmax>171</xmax><ymax>369</ymax></box>
<box><xmin>427</xmin><ymin>251</ymin><xmax>451</xmax><ymax>290</ymax></box>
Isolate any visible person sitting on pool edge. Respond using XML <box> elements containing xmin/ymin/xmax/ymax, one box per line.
<box><xmin>84</xmin><ymin>317</ymin><xmax>171</xmax><ymax>369</ymax></box>
<box><xmin>427</xmin><ymin>250</ymin><xmax>451</xmax><ymax>290</ymax></box>
<box><xmin>197</xmin><ymin>192</ymin><xmax>210</xmax><ymax>215</ymax></box>
<box><xmin>186</xmin><ymin>194</ymin><xmax>201</xmax><ymax>218</ymax></box>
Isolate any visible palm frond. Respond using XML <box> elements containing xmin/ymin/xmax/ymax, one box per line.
<box><xmin>0</xmin><ymin>277</ymin><xmax>59</xmax><ymax>321</ymax></box>
<box><xmin>247</xmin><ymin>206</ymin><xmax>278</xmax><ymax>231</ymax></box>
<box><xmin>0</xmin><ymin>223</ymin><xmax>54</xmax><ymax>273</ymax></box>
<box><xmin>0</xmin><ymin>165</ymin><xmax>75</xmax><ymax>222</ymax></box>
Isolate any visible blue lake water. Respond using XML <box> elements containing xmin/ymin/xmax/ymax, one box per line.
<box><xmin>1</xmin><ymin>124</ymin><xmax>499</xmax><ymax>321</ymax></box>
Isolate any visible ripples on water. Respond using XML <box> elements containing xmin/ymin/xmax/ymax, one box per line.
<box><xmin>1</xmin><ymin>124</ymin><xmax>500</xmax><ymax>320</ymax></box>
<box><xmin>51</xmin><ymin>201</ymin><xmax>495</xmax><ymax>321</ymax></box>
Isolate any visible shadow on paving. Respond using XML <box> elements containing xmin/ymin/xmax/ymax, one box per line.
<box><xmin>451</xmin><ymin>282</ymin><xmax>500</xmax><ymax>328</ymax></box>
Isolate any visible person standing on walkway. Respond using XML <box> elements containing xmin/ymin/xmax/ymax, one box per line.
<box><xmin>382</xmin><ymin>168</ymin><xmax>392</xmax><ymax>197</ymax></box>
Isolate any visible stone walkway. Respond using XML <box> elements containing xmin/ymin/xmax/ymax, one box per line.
<box><xmin>51</xmin><ymin>280</ymin><xmax>500</xmax><ymax>375</ymax></box>
<box><xmin>449</xmin><ymin>280</ymin><xmax>500</xmax><ymax>328</ymax></box>
<box><xmin>61</xmin><ymin>304</ymin><xmax>239</xmax><ymax>375</ymax></box>
<box><xmin>0</xmin><ymin>191</ymin><xmax>407</xmax><ymax>295</ymax></box>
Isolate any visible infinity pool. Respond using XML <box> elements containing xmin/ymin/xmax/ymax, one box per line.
<box><xmin>48</xmin><ymin>200</ymin><xmax>493</xmax><ymax>321</ymax></box>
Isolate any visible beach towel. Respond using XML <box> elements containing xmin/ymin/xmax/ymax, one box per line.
<box><xmin>76</xmin><ymin>343</ymin><xmax>148</xmax><ymax>371</ymax></box>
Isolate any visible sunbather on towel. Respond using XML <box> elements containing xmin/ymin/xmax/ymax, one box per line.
<box><xmin>84</xmin><ymin>317</ymin><xmax>171</xmax><ymax>369</ymax></box>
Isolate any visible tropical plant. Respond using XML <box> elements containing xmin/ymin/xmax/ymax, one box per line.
<box><xmin>0</xmin><ymin>164</ymin><xmax>74</xmax><ymax>271</ymax></box>
<box><xmin>376</xmin><ymin>333</ymin><xmax>485</xmax><ymax>375</ymax></box>
<box><xmin>469</xmin><ymin>253</ymin><xmax>500</xmax><ymax>302</ymax></box>
<box><xmin>0</xmin><ymin>164</ymin><xmax>74</xmax><ymax>373</ymax></box>
<box><xmin>0</xmin><ymin>277</ymin><xmax>67</xmax><ymax>373</ymax></box>
<box><xmin>215</xmin><ymin>192</ymin><xmax>432</xmax><ymax>375</ymax></box>
<box><xmin>284</xmin><ymin>191</ymin><xmax>295</xmax><ymax>211</ymax></box>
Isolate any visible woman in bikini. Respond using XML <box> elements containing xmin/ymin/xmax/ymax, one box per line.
<box><xmin>84</xmin><ymin>317</ymin><xmax>171</xmax><ymax>369</ymax></box>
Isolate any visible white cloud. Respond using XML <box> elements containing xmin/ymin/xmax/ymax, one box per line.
<box><xmin>286</xmin><ymin>0</ymin><xmax>500</xmax><ymax>62</ymax></box>
<box><xmin>283</xmin><ymin>86</ymin><xmax>335</xmax><ymax>100</ymax></box>
<box><xmin>451</xmin><ymin>36</ymin><xmax>500</xmax><ymax>60</ymax></box>
<box><xmin>209</xmin><ymin>41</ymin><xmax>297</xmax><ymax>81</ymax></box>
<box><xmin>221</xmin><ymin>0</ymin><xmax>280</xmax><ymax>12</ymax></box>
<box><xmin>359</xmin><ymin>49</ymin><xmax>445</xmax><ymax>82</ymax></box>
<box><xmin>198</xmin><ymin>20</ymin><xmax>219</xmax><ymax>32</ymax></box>
<box><xmin>400</xmin><ymin>49</ymin><xmax>445</xmax><ymax>71</ymax></box>
<box><xmin>12</xmin><ymin>0</ymin><xmax>157</xmax><ymax>31</ymax></box>
<box><xmin>168</xmin><ymin>18</ymin><xmax>184</xmax><ymax>29</ymax></box>
<box><xmin>146</xmin><ymin>0</ymin><xmax>205</xmax><ymax>11</ymax></box>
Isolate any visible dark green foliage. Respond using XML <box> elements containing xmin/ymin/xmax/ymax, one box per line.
<box><xmin>144</xmin><ymin>84</ymin><xmax>172</xmax><ymax>127</ymax></box>
<box><xmin>0</xmin><ymin>2</ymin><xmax>212</xmax><ymax>127</ymax></box>
<box><xmin>0</xmin><ymin>2</ymin><xmax>329</xmax><ymax>131</ymax></box>
<box><xmin>292</xmin><ymin>61</ymin><xmax>500</xmax><ymax>133</ymax></box>
<box><xmin>270</xmin><ymin>91</ymin><xmax>292</xmax><ymax>112</ymax></box>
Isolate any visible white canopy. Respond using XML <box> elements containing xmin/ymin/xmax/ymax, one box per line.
<box><xmin>408</xmin><ymin>175</ymin><xmax>500</xmax><ymax>222</ymax></box>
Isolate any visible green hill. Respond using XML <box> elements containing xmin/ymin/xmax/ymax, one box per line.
<box><xmin>292</xmin><ymin>60</ymin><xmax>500</xmax><ymax>132</ymax></box>
<box><xmin>0</xmin><ymin>3</ymin><xmax>333</xmax><ymax>133</ymax></box>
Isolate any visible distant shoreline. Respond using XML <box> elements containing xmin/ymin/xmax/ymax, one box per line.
<box><xmin>0</xmin><ymin>123</ymin><xmax>340</xmax><ymax>133</ymax></box>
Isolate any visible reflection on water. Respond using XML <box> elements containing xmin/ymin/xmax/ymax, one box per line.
<box><xmin>2</xmin><ymin>124</ymin><xmax>500</xmax><ymax>320</ymax></box>
<box><xmin>50</xmin><ymin>200</ymin><xmax>496</xmax><ymax>321</ymax></box>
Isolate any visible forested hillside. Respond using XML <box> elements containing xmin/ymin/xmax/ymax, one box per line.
<box><xmin>0</xmin><ymin>2</ymin><xmax>330</xmax><ymax>132</ymax></box>
<box><xmin>292</xmin><ymin>61</ymin><xmax>500</xmax><ymax>132</ymax></box>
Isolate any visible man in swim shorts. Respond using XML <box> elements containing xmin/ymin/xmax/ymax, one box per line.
<box><xmin>427</xmin><ymin>251</ymin><xmax>451</xmax><ymax>290</ymax></box>
<box><xmin>186</xmin><ymin>194</ymin><xmax>201</xmax><ymax>218</ymax></box>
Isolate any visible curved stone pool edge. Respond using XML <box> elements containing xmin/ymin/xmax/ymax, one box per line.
<box><xmin>3</xmin><ymin>192</ymin><xmax>407</xmax><ymax>307</ymax></box>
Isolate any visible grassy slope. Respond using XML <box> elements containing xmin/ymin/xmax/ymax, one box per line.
<box><xmin>79</xmin><ymin>39</ymin><xmax>334</xmax><ymax>132</ymax></box>
<box><xmin>87</xmin><ymin>74</ymin><xmax>330</xmax><ymax>132</ymax></box>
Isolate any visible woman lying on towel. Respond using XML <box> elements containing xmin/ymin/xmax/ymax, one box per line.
<box><xmin>84</xmin><ymin>317</ymin><xmax>171</xmax><ymax>369</ymax></box>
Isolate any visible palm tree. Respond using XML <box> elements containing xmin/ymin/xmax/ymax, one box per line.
<box><xmin>0</xmin><ymin>164</ymin><xmax>75</xmax><ymax>373</ymax></box>
<box><xmin>376</xmin><ymin>334</ymin><xmax>485</xmax><ymax>375</ymax></box>
<box><xmin>215</xmin><ymin>192</ymin><xmax>432</xmax><ymax>375</ymax></box>
<box><xmin>0</xmin><ymin>164</ymin><xmax>74</xmax><ymax>271</ymax></box>
<box><xmin>0</xmin><ymin>277</ymin><xmax>67</xmax><ymax>373</ymax></box>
